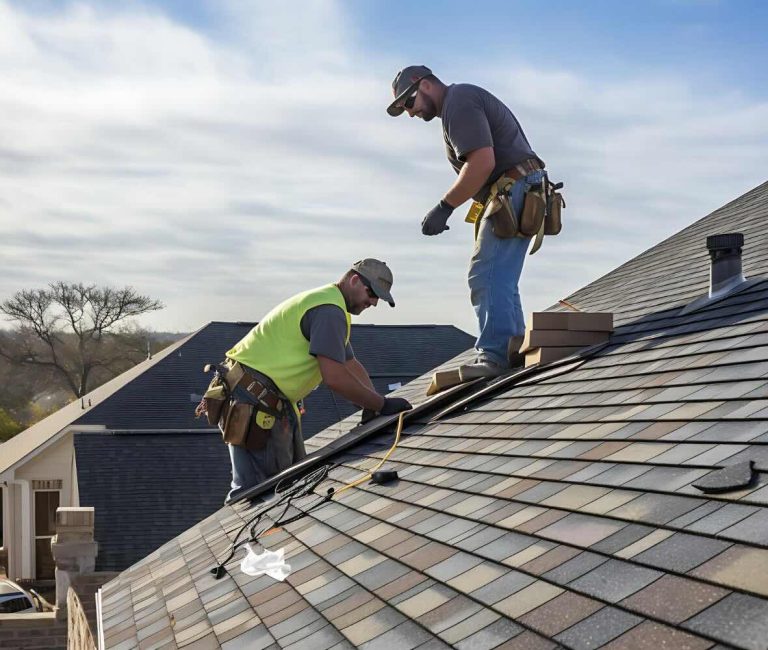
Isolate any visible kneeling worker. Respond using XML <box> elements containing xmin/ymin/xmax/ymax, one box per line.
<box><xmin>222</xmin><ymin>259</ymin><xmax>412</xmax><ymax>498</ymax></box>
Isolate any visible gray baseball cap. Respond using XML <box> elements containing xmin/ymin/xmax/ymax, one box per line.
<box><xmin>387</xmin><ymin>65</ymin><xmax>432</xmax><ymax>117</ymax></box>
<box><xmin>352</xmin><ymin>258</ymin><xmax>395</xmax><ymax>307</ymax></box>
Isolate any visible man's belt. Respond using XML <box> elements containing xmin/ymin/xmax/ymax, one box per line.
<box><xmin>220</xmin><ymin>360</ymin><xmax>284</xmax><ymax>415</ymax></box>
<box><xmin>236</xmin><ymin>373</ymin><xmax>283</xmax><ymax>413</ymax></box>
<box><xmin>504</xmin><ymin>158</ymin><xmax>544</xmax><ymax>182</ymax></box>
<box><xmin>464</xmin><ymin>157</ymin><xmax>547</xmax><ymax>247</ymax></box>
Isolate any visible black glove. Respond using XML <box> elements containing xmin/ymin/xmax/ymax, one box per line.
<box><xmin>380</xmin><ymin>397</ymin><xmax>413</xmax><ymax>416</ymax></box>
<box><xmin>421</xmin><ymin>200</ymin><xmax>453</xmax><ymax>236</ymax></box>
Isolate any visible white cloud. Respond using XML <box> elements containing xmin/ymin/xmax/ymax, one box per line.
<box><xmin>0</xmin><ymin>1</ymin><xmax>766</xmax><ymax>337</ymax></box>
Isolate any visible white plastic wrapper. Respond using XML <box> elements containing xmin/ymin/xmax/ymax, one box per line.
<box><xmin>240</xmin><ymin>544</ymin><xmax>292</xmax><ymax>581</ymax></box>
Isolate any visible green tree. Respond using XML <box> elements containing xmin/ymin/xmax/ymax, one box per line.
<box><xmin>0</xmin><ymin>408</ymin><xmax>23</xmax><ymax>442</ymax></box>
<box><xmin>0</xmin><ymin>282</ymin><xmax>163</xmax><ymax>398</ymax></box>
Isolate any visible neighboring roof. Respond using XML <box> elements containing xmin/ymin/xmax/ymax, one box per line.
<box><xmin>74</xmin><ymin>432</ymin><xmax>230</xmax><ymax>571</ymax></box>
<box><xmin>99</xmin><ymin>181</ymin><xmax>768</xmax><ymax>649</ymax></box>
<box><xmin>75</xmin><ymin>322</ymin><xmax>474</xmax><ymax>438</ymax></box>
<box><xmin>0</xmin><ymin>333</ymin><xmax>193</xmax><ymax>475</ymax></box>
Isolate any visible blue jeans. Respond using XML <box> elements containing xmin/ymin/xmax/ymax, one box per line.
<box><xmin>227</xmin><ymin>404</ymin><xmax>304</xmax><ymax>501</ymax></box>
<box><xmin>468</xmin><ymin>170</ymin><xmax>545</xmax><ymax>367</ymax></box>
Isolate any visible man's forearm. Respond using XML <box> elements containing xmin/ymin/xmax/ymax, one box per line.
<box><xmin>330</xmin><ymin>368</ymin><xmax>384</xmax><ymax>411</ymax></box>
<box><xmin>319</xmin><ymin>356</ymin><xmax>384</xmax><ymax>411</ymax></box>
<box><xmin>444</xmin><ymin>164</ymin><xmax>490</xmax><ymax>207</ymax></box>
<box><xmin>346</xmin><ymin>357</ymin><xmax>376</xmax><ymax>391</ymax></box>
<box><xmin>443</xmin><ymin>147</ymin><xmax>496</xmax><ymax>208</ymax></box>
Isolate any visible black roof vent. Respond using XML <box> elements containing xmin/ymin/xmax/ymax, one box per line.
<box><xmin>707</xmin><ymin>232</ymin><xmax>745</xmax><ymax>298</ymax></box>
<box><xmin>706</xmin><ymin>232</ymin><xmax>744</xmax><ymax>251</ymax></box>
<box><xmin>680</xmin><ymin>232</ymin><xmax>750</xmax><ymax>315</ymax></box>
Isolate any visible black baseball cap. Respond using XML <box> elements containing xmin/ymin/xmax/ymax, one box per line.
<box><xmin>387</xmin><ymin>65</ymin><xmax>432</xmax><ymax>117</ymax></box>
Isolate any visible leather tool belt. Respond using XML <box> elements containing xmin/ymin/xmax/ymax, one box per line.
<box><xmin>194</xmin><ymin>360</ymin><xmax>287</xmax><ymax>452</ymax></box>
<box><xmin>504</xmin><ymin>158</ymin><xmax>544</xmax><ymax>181</ymax></box>
<box><xmin>464</xmin><ymin>157</ymin><xmax>564</xmax><ymax>255</ymax></box>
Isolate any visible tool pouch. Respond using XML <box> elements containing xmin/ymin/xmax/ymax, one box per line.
<box><xmin>218</xmin><ymin>400</ymin><xmax>275</xmax><ymax>451</ymax></box>
<box><xmin>221</xmin><ymin>401</ymin><xmax>252</xmax><ymax>447</ymax></box>
<box><xmin>245</xmin><ymin>410</ymin><xmax>274</xmax><ymax>451</ymax></box>
<box><xmin>519</xmin><ymin>183</ymin><xmax>547</xmax><ymax>237</ymax></box>
<box><xmin>545</xmin><ymin>189</ymin><xmax>565</xmax><ymax>235</ymax></box>
<box><xmin>195</xmin><ymin>374</ymin><xmax>228</xmax><ymax>426</ymax></box>
<box><xmin>489</xmin><ymin>192</ymin><xmax>520</xmax><ymax>239</ymax></box>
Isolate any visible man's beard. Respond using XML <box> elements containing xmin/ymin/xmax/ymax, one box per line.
<box><xmin>420</xmin><ymin>95</ymin><xmax>438</xmax><ymax>121</ymax></box>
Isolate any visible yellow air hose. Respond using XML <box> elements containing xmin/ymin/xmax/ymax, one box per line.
<box><xmin>334</xmin><ymin>411</ymin><xmax>406</xmax><ymax>496</ymax></box>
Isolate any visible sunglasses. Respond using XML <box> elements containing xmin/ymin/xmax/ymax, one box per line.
<box><xmin>400</xmin><ymin>78</ymin><xmax>424</xmax><ymax>111</ymax></box>
<box><xmin>356</xmin><ymin>273</ymin><xmax>378</xmax><ymax>300</ymax></box>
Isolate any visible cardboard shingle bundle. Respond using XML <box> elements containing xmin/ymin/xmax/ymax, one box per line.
<box><xmin>521</xmin><ymin>311</ymin><xmax>613</xmax><ymax>367</ymax></box>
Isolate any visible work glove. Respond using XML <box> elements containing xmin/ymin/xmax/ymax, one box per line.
<box><xmin>421</xmin><ymin>200</ymin><xmax>453</xmax><ymax>236</ymax></box>
<box><xmin>380</xmin><ymin>397</ymin><xmax>413</xmax><ymax>416</ymax></box>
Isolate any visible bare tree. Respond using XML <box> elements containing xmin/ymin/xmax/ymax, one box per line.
<box><xmin>0</xmin><ymin>282</ymin><xmax>163</xmax><ymax>398</ymax></box>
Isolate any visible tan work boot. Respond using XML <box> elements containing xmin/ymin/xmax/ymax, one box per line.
<box><xmin>507</xmin><ymin>335</ymin><xmax>525</xmax><ymax>369</ymax></box>
<box><xmin>459</xmin><ymin>359</ymin><xmax>506</xmax><ymax>381</ymax></box>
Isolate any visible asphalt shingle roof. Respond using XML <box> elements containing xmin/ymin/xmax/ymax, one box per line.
<box><xmin>98</xmin><ymin>181</ymin><xmax>768</xmax><ymax>649</ymax></box>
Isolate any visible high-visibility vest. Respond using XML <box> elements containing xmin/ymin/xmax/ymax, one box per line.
<box><xmin>226</xmin><ymin>284</ymin><xmax>351</xmax><ymax>409</ymax></box>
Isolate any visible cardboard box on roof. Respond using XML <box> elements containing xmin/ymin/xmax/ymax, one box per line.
<box><xmin>529</xmin><ymin>311</ymin><xmax>613</xmax><ymax>332</ymax></box>
<box><xmin>520</xmin><ymin>328</ymin><xmax>610</xmax><ymax>352</ymax></box>
<box><xmin>525</xmin><ymin>346</ymin><xmax>584</xmax><ymax>367</ymax></box>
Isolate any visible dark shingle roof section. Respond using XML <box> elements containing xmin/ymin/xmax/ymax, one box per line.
<box><xmin>74</xmin><ymin>322</ymin><xmax>473</xmax><ymax>438</ymax></box>
<box><xmin>74</xmin><ymin>432</ymin><xmax>230</xmax><ymax>571</ymax></box>
<box><xmin>99</xmin><ymin>181</ymin><xmax>768</xmax><ymax>649</ymax></box>
<box><xmin>556</xmin><ymin>180</ymin><xmax>768</xmax><ymax>325</ymax></box>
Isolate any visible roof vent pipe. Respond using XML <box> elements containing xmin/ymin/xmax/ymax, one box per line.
<box><xmin>707</xmin><ymin>233</ymin><xmax>745</xmax><ymax>299</ymax></box>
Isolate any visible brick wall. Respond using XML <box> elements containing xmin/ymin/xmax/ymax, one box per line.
<box><xmin>67</xmin><ymin>572</ymin><xmax>118</xmax><ymax>650</ymax></box>
<box><xmin>0</xmin><ymin>612</ymin><xmax>67</xmax><ymax>650</ymax></box>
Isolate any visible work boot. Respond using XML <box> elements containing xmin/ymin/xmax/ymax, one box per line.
<box><xmin>459</xmin><ymin>358</ymin><xmax>506</xmax><ymax>381</ymax></box>
<box><xmin>507</xmin><ymin>335</ymin><xmax>526</xmax><ymax>369</ymax></box>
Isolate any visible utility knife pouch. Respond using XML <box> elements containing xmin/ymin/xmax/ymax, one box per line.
<box><xmin>545</xmin><ymin>190</ymin><xmax>564</xmax><ymax>235</ymax></box>
<box><xmin>245</xmin><ymin>413</ymin><xmax>272</xmax><ymax>452</ymax></box>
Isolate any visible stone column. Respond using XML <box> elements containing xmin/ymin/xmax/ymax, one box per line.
<box><xmin>50</xmin><ymin>507</ymin><xmax>98</xmax><ymax>613</ymax></box>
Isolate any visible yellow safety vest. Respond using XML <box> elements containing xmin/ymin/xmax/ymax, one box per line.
<box><xmin>226</xmin><ymin>284</ymin><xmax>351</xmax><ymax>410</ymax></box>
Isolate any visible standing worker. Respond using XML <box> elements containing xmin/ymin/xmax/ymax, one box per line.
<box><xmin>203</xmin><ymin>259</ymin><xmax>412</xmax><ymax>499</ymax></box>
<box><xmin>387</xmin><ymin>65</ymin><xmax>547</xmax><ymax>379</ymax></box>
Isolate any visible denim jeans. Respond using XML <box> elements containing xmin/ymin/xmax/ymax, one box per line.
<box><xmin>468</xmin><ymin>170</ymin><xmax>545</xmax><ymax>367</ymax></box>
<box><xmin>227</xmin><ymin>402</ymin><xmax>304</xmax><ymax>501</ymax></box>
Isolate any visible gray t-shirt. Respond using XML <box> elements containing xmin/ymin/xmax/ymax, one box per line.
<box><xmin>300</xmin><ymin>305</ymin><xmax>354</xmax><ymax>364</ymax></box>
<box><xmin>441</xmin><ymin>83</ymin><xmax>540</xmax><ymax>202</ymax></box>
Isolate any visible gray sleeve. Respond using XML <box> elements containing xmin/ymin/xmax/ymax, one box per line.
<box><xmin>300</xmin><ymin>305</ymin><xmax>350</xmax><ymax>364</ymax></box>
<box><xmin>444</xmin><ymin>87</ymin><xmax>493</xmax><ymax>161</ymax></box>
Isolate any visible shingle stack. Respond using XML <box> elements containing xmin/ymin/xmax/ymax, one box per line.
<box><xmin>521</xmin><ymin>311</ymin><xmax>613</xmax><ymax>366</ymax></box>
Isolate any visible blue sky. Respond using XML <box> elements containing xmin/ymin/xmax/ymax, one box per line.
<box><xmin>1</xmin><ymin>0</ymin><xmax>767</xmax><ymax>334</ymax></box>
